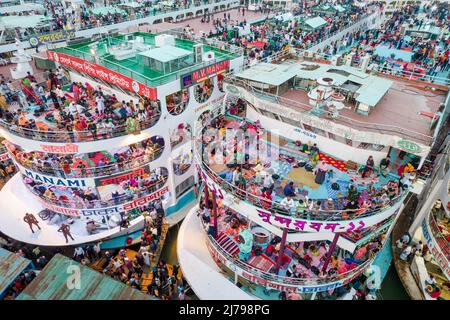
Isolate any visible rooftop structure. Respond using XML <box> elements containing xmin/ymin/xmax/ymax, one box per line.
<box><xmin>231</xmin><ymin>57</ymin><xmax>446</xmax><ymax>147</ymax></box>
<box><xmin>0</xmin><ymin>248</ymin><xmax>32</xmax><ymax>298</ymax></box>
<box><xmin>304</xmin><ymin>16</ymin><xmax>328</xmax><ymax>30</ymax></box>
<box><xmin>50</xmin><ymin>32</ymin><xmax>239</xmax><ymax>88</ymax></box>
<box><xmin>16</xmin><ymin>254</ymin><xmax>153</xmax><ymax>300</ymax></box>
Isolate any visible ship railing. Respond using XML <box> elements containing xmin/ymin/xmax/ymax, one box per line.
<box><xmin>289</xmin><ymin>47</ymin><xmax>450</xmax><ymax>88</ymax></box>
<box><xmin>223</xmin><ymin>75</ymin><xmax>434</xmax><ymax>145</ymax></box>
<box><xmin>428</xmin><ymin>210</ymin><xmax>450</xmax><ymax>261</ymax></box>
<box><xmin>11</xmin><ymin>146</ymin><xmax>164</xmax><ymax>179</ymax></box>
<box><xmin>197</xmin><ymin>150</ymin><xmax>405</xmax><ymax>222</ymax></box>
<box><xmin>206</xmin><ymin>233</ymin><xmax>374</xmax><ymax>286</ymax></box>
<box><xmin>0</xmin><ymin>111</ymin><xmax>161</xmax><ymax>143</ymax></box>
<box><xmin>193</xmin><ymin>123</ymin><xmax>405</xmax><ymax>222</ymax></box>
<box><xmin>54</xmin><ymin>40</ymin><xmax>238</xmax><ymax>88</ymax></box>
<box><xmin>0</xmin><ymin>0</ymin><xmax>239</xmax><ymax>45</ymax></box>
<box><xmin>24</xmin><ymin>175</ymin><xmax>168</xmax><ymax>209</ymax></box>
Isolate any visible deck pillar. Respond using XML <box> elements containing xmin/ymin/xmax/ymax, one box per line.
<box><xmin>211</xmin><ymin>189</ymin><xmax>218</xmax><ymax>238</ymax></box>
<box><xmin>275</xmin><ymin>228</ymin><xmax>288</xmax><ymax>274</ymax></box>
<box><xmin>322</xmin><ymin>233</ymin><xmax>340</xmax><ymax>272</ymax></box>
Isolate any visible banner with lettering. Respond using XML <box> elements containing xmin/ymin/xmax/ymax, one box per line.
<box><xmin>19</xmin><ymin>165</ymin><xmax>96</xmax><ymax>188</ymax></box>
<box><xmin>196</xmin><ymin>164</ymin><xmax>405</xmax><ymax>234</ymax></box>
<box><xmin>181</xmin><ymin>60</ymin><xmax>230</xmax><ymax>88</ymax></box>
<box><xmin>37</xmin><ymin>185</ymin><xmax>170</xmax><ymax>217</ymax></box>
<box><xmin>94</xmin><ymin>165</ymin><xmax>152</xmax><ymax>200</ymax></box>
<box><xmin>47</xmin><ymin>51</ymin><xmax>157</xmax><ymax>100</ymax></box>
<box><xmin>0</xmin><ymin>152</ymin><xmax>10</xmax><ymax>162</ymax></box>
<box><xmin>29</xmin><ymin>30</ymin><xmax>76</xmax><ymax>46</ymax></box>
<box><xmin>205</xmin><ymin>236</ymin><xmax>367</xmax><ymax>293</ymax></box>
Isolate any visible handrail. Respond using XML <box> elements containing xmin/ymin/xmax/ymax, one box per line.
<box><xmin>0</xmin><ymin>111</ymin><xmax>161</xmax><ymax>143</ymax></box>
<box><xmin>24</xmin><ymin>174</ymin><xmax>168</xmax><ymax>209</ymax></box>
<box><xmin>193</xmin><ymin>110</ymin><xmax>406</xmax><ymax>222</ymax></box>
<box><xmin>206</xmin><ymin>232</ymin><xmax>373</xmax><ymax>286</ymax></box>
<box><xmin>54</xmin><ymin>39</ymin><xmax>239</xmax><ymax>88</ymax></box>
<box><xmin>11</xmin><ymin>145</ymin><xmax>164</xmax><ymax>179</ymax></box>
<box><xmin>0</xmin><ymin>0</ymin><xmax>240</xmax><ymax>45</ymax></box>
<box><xmin>224</xmin><ymin>75</ymin><xmax>434</xmax><ymax>145</ymax></box>
<box><xmin>428</xmin><ymin>211</ymin><xmax>450</xmax><ymax>260</ymax></box>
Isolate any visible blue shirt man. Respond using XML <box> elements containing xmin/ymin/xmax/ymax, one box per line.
<box><xmin>283</xmin><ymin>181</ymin><xmax>296</xmax><ymax>197</ymax></box>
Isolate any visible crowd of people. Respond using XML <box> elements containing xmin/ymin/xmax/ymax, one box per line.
<box><xmin>395</xmin><ymin>199</ymin><xmax>450</xmax><ymax>300</ymax></box>
<box><xmin>9</xmin><ymin>0</ymin><xmax>212</xmax><ymax>42</ymax></box>
<box><xmin>0</xmin><ymin>70</ymin><xmax>161</xmax><ymax>142</ymax></box>
<box><xmin>0</xmin><ymin>234</ymin><xmax>51</xmax><ymax>300</ymax></box>
<box><xmin>0</xmin><ymin>200</ymin><xmax>191</xmax><ymax>300</ymax></box>
<box><xmin>319</xmin><ymin>3</ymin><xmax>449</xmax><ymax>80</ymax></box>
<box><xmin>200</xmin><ymin>189</ymin><xmax>387</xmax><ymax>299</ymax></box>
<box><xmin>8</xmin><ymin>135</ymin><xmax>165</xmax><ymax>178</ymax></box>
<box><xmin>201</xmin><ymin>108</ymin><xmax>408</xmax><ymax>221</ymax></box>
<box><xmin>198</xmin><ymin>2</ymin><xmax>379</xmax><ymax>65</ymax></box>
<box><xmin>98</xmin><ymin>202</ymin><xmax>189</xmax><ymax>299</ymax></box>
<box><xmin>23</xmin><ymin>166</ymin><xmax>168</xmax><ymax>208</ymax></box>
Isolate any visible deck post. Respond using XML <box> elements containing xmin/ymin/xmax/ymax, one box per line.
<box><xmin>275</xmin><ymin>228</ymin><xmax>288</xmax><ymax>274</ymax></box>
<box><xmin>211</xmin><ymin>189</ymin><xmax>218</xmax><ymax>238</ymax></box>
<box><xmin>322</xmin><ymin>233</ymin><xmax>340</xmax><ymax>272</ymax></box>
<box><xmin>203</xmin><ymin>182</ymin><xmax>209</xmax><ymax>209</ymax></box>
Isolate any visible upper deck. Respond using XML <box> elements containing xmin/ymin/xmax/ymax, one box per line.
<box><xmin>229</xmin><ymin>58</ymin><xmax>448</xmax><ymax>147</ymax></box>
<box><xmin>51</xmin><ymin>32</ymin><xmax>240</xmax><ymax>88</ymax></box>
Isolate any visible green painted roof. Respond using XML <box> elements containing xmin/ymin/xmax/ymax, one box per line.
<box><xmin>0</xmin><ymin>15</ymin><xmax>50</xmax><ymax>28</ymax></box>
<box><xmin>54</xmin><ymin>32</ymin><xmax>238</xmax><ymax>87</ymax></box>
<box><xmin>139</xmin><ymin>46</ymin><xmax>192</xmax><ymax>63</ymax></box>
<box><xmin>0</xmin><ymin>248</ymin><xmax>32</xmax><ymax>296</ymax></box>
<box><xmin>91</xmin><ymin>6</ymin><xmax>127</xmax><ymax>16</ymax></box>
<box><xmin>16</xmin><ymin>254</ymin><xmax>153</xmax><ymax>300</ymax></box>
<box><xmin>304</xmin><ymin>17</ymin><xmax>327</xmax><ymax>29</ymax></box>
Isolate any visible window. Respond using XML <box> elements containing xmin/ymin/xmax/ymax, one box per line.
<box><xmin>356</xmin><ymin>142</ymin><xmax>385</xmax><ymax>152</ymax></box>
<box><xmin>175</xmin><ymin>176</ymin><xmax>195</xmax><ymax>198</ymax></box>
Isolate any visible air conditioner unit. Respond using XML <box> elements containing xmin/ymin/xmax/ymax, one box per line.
<box><xmin>193</xmin><ymin>43</ymin><xmax>204</xmax><ymax>63</ymax></box>
<box><xmin>203</xmin><ymin>51</ymin><xmax>215</xmax><ymax>62</ymax></box>
<box><xmin>155</xmin><ymin>34</ymin><xmax>175</xmax><ymax>47</ymax></box>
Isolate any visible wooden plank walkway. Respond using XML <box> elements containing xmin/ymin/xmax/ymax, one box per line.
<box><xmin>391</xmin><ymin>193</ymin><xmax>425</xmax><ymax>300</ymax></box>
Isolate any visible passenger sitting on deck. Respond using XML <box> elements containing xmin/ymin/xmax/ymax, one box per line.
<box><xmin>280</xmin><ymin>195</ymin><xmax>296</xmax><ymax>215</ymax></box>
<box><xmin>283</xmin><ymin>181</ymin><xmax>297</xmax><ymax>197</ymax></box>
<box><xmin>379</xmin><ymin>156</ymin><xmax>391</xmax><ymax>177</ymax></box>
<box><xmin>361</xmin><ymin>155</ymin><xmax>375</xmax><ymax>178</ymax></box>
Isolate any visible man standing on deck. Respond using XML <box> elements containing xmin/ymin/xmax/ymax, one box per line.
<box><xmin>23</xmin><ymin>213</ymin><xmax>41</xmax><ymax>233</ymax></box>
<box><xmin>58</xmin><ymin>223</ymin><xmax>75</xmax><ymax>243</ymax></box>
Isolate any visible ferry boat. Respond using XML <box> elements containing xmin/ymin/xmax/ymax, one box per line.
<box><xmin>0</xmin><ymin>30</ymin><xmax>243</xmax><ymax>247</ymax></box>
<box><xmin>177</xmin><ymin>46</ymin><xmax>449</xmax><ymax>299</ymax></box>
<box><xmin>397</xmin><ymin>134</ymin><xmax>450</xmax><ymax>300</ymax></box>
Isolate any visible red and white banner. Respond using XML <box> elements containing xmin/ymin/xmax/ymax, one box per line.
<box><xmin>47</xmin><ymin>51</ymin><xmax>157</xmax><ymax>100</ymax></box>
<box><xmin>0</xmin><ymin>153</ymin><xmax>9</xmax><ymax>162</ymax></box>
<box><xmin>37</xmin><ymin>185</ymin><xmax>170</xmax><ymax>217</ymax></box>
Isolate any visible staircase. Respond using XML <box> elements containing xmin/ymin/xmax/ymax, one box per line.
<box><xmin>150</xmin><ymin>223</ymin><xmax>169</xmax><ymax>267</ymax></box>
<box><xmin>216</xmin><ymin>232</ymin><xmax>240</xmax><ymax>256</ymax></box>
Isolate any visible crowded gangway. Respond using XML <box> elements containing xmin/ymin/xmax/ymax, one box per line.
<box><xmin>0</xmin><ymin>69</ymin><xmax>162</xmax><ymax>142</ymax></box>
<box><xmin>197</xmin><ymin>100</ymin><xmax>415</xmax><ymax>222</ymax></box>
<box><xmin>394</xmin><ymin>199</ymin><xmax>450</xmax><ymax>300</ymax></box>
<box><xmin>0</xmin><ymin>199</ymin><xmax>191</xmax><ymax>300</ymax></box>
